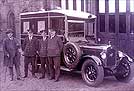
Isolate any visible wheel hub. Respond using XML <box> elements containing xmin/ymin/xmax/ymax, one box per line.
<box><xmin>65</xmin><ymin>47</ymin><xmax>77</xmax><ymax>64</ymax></box>
<box><xmin>85</xmin><ymin>65</ymin><xmax>97</xmax><ymax>81</ymax></box>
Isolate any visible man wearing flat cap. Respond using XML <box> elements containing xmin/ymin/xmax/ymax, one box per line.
<box><xmin>22</xmin><ymin>29</ymin><xmax>38</xmax><ymax>78</ymax></box>
<box><xmin>3</xmin><ymin>29</ymin><xmax>21</xmax><ymax>81</ymax></box>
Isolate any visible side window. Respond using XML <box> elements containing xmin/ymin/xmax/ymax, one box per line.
<box><xmin>50</xmin><ymin>18</ymin><xmax>65</xmax><ymax>35</ymax></box>
<box><xmin>87</xmin><ymin>22</ymin><xmax>95</xmax><ymax>35</ymax></box>
<box><xmin>23</xmin><ymin>21</ymin><xmax>29</xmax><ymax>33</ymax></box>
<box><xmin>68</xmin><ymin>22</ymin><xmax>84</xmax><ymax>37</ymax></box>
<box><xmin>37</xmin><ymin>21</ymin><xmax>46</xmax><ymax>33</ymax></box>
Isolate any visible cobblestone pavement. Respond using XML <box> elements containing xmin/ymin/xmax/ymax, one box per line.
<box><xmin>0</xmin><ymin>51</ymin><xmax>134</xmax><ymax>91</ymax></box>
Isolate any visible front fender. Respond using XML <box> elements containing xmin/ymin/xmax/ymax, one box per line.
<box><xmin>124</xmin><ymin>54</ymin><xmax>133</xmax><ymax>63</ymax></box>
<box><xmin>118</xmin><ymin>51</ymin><xmax>133</xmax><ymax>63</ymax></box>
<box><xmin>83</xmin><ymin>55</ymin><xmax>102</xmax><ymax>66</ymax></box>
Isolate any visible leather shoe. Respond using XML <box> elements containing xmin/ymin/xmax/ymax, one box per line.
<box><xmin>32</xmin><ymin>75</ymin><xmax>37</xmax><ymax>78</ymax></box>
<box><xmin>10</xmin><ymin>77</ymin><xmax>13</xmax><ymax>81</ymax></box>
<box><xmin>23</xmin><ymin>75</ymin><xmax>27</xmax><ymax>78</ymax></box>
<box><xmin>54</xmin><ymin>79</ymin><xmax>59</xmax><ymax>82</ymax></box>
<box><xmin>48</xmin><ymin>77</ymin><xmax>54</xmax><ymax>80</ymax></box>
<box><xmin>17</xmin><ymin>78</ymin><xmax>21</xmax><ymax>80</ymax></box>
<box><xmin>39</xmin><ymin>76</ymin><xmax>45</xmax><ymax>79</ymax></box>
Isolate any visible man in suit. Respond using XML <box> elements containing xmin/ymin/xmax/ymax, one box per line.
<box><xmin>3</xmin><ymin>29</ymin><xmax>21</xmax><ymax>81</ymax></box>
<box><xmin>22</xmin><ymin>29</ymin><xmax>38</xmax><ymax>78</ymax></box>
<box><xmin>38</xmin><ymin>30</ymin><xmax>48</xmax><ymax>79</ymax></box>
<box><xmin>47</xmin><ymin>29</ymin><xmax>63</xmax><ymax>82</ymax></box>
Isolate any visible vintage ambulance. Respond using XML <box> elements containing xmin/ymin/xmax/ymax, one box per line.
<box><xmin>20</xmin><ymin>9</ymin><xmax>134</xmax><ymax>86</ymax></box>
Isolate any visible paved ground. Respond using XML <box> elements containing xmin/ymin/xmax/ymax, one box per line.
<box><xmin>0</xmin><ymin>50</ymin><xmax>134</xmax><ymax>91</ymax></box>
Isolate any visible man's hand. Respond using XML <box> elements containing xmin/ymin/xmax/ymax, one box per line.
<box><xmin>6</xmin><ymin>54</ymin><xmax>9</xmax><ymax>58</ymax></box>
<box><xmin>21</xmin><ymin>51</ymin><xmax>24</xmax><ymax>56</ymax></box>
<box><xmin>18</xmin><ymin>49</ymin><xmax>24</xmax><ymax>55</ymax></box>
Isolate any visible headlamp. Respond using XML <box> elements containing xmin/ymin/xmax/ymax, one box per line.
<box><xmin>101</xmin><ymin>52</ymin><xmax>106</xmax><ymax>59</ymax></box>
<box><xmin>118</xmin><ymin>51</ymin><xmax>124</xmax><ymax>58</ymax></box>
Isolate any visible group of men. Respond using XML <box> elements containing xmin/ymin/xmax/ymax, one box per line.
<box><xmin>3</xmin><ymin>28</ymin><xmax>63</xmax><ymax>82</ymax></box>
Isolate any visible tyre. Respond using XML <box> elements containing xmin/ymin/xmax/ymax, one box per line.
<box><xmin>63</xmin><ymin>42</ymin><xmax>81</xmax><ymax>69</ymax></box>
<box><xmin>81</xmin><ymin>59</ymin><xmax>104</xmax><ymax>87</ymax></box>
<box><xmin>115</xmin><ymin>57</ymin><xmax>134</xmax><ymax>82</ymax></box>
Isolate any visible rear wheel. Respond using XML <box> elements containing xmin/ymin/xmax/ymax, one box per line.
<box><xmin>115</xmin><ymin>58</ymin><xmax>133</xmax><ymax>82</ymax></box>
<box><xmin>81</xmin><ymin>59</ymin><xmax>104</xmax><ymax>87</ymax></box>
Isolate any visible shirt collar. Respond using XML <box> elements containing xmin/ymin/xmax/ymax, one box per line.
<box><xmin>50</xmin><ymin>35</ymin><xmax>55</xmax><ymax>39</ymax></box>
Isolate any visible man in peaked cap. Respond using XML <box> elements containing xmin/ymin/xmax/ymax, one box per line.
<box><xmin>22</xmin><ymin>29</ymin><xmax>38</xmax><ymax>78</ymax></box>
<box><xmin>3</xmin><ymin>29</ymin><xmax>21</xmax><ymax>81</ymax></box>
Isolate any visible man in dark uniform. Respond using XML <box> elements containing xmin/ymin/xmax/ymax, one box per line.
<box><xmin>47</xmin><ymin>29</ymin><xmax>63</xmax><ymax>82</ymax></box>
<box><xmin>3</xmin><ymin>29</ymin><xmax>21</xmax><ymax>81</ymax></box>
<box><xmin>22</xmin><ymin>29</ymin><xmax>38</xmax><ymax>78</ymax></box>
<box><xmin>38</xmin><ymin>30</ymin><xmax>48</xmax><ymax>79</ymax></box>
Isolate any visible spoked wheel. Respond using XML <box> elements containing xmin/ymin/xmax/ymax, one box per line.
<box><xmin>81</xmin><ymin>59</ymin><xmax>104</xmax><ymax>87</ymax></box>
<box><xmin>63</xmin><ymin>42</ymin><xmax>81</xmax><ymax>69</ymax></box>
<box><xmin>115</xmin><ymin>58</ymin><xmax>133</xmax><ymax>82</ymax></box>
<box><xmin>66</xmin><ymin>46</ymin><xmax>77</xmax><ymax>63</ymax></box>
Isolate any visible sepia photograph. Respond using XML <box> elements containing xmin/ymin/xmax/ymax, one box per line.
<box><xmin>0</xmin><ymin>0</ymin><xmax>134</xmax><ymax>91</ymax></box>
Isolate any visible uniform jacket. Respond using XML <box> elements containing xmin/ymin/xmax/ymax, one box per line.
<box><xmin>47</xmin><ymin>35</ymin><xmax>63</xmax><ymax>57</ymax></box>
<box><xmin>22</xmin><ymin>36</ymin><xmax>38</xmax><ymax>57</ymax></box>
<box><xmin>38</xmin><ymin>38</ymin><xmax>47</xmax><ymax>57</ymax></box>
<box><xmin>3</xmin><ymin>38</ymin><xmax>21</xmax><ymax>67</ymax></box>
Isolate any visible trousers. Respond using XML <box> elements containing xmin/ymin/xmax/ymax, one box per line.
<box><xmin>8</xmin><ymin>64</ymin><xmax>21</xmax><ymax>78</ymax></box>
<box><xmin>24</xmin><ymin>56</ymin><xmax>36</xmax><ymax>76</ymax></box>
<box><xmin>48</xmin><ymin>57</ymin><xmax>61</xmax><ymax>80</ymax></box>
<box><xmin>40</xmin><ymin>57</ymin><xmax>49</xmax><ymax>77</ymax></box>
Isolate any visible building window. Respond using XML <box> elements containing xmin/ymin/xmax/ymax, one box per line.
<box><xmin>130</xmin><ymin>14</ymin><xmax>134</xmax><ymax>33</ymax></box>
<box><xmin>99</xmin><ymin>0</ymin><xmax>105</xmax><ymax>13</ymax></box>
<box><xmin>66</xmin><ymin>0</ymin><xmax>68</xmax><ymax>9</ymax></box>
<box><xmin>109</xmin><ymin>0</ymin><xmax>115</xmax><ymax>13</ymax></box>
<box><xmin>100</xmin><ymin>15</ymin><xmax>105</xmax><ymax>32</ymax></box>
<box><xmin>68</xmin><ymin>0</ymin><xmax>73</xmax><ymax>10</ymax></box>
<box><xmin>119</xmin><ymin>0</ymin><xmax>126</xmax><ymax>12</ymax></box>
<box><xmin>76</xmin><ymin>0</ymin><xmax>81</xmax><ymax>11</ymax></box>
<box><xmin>119</xmin><ymin>14</ymin><xmax>126</xmax><ymax>33</ymax></box>
<box><xmin>109</xmin><ymin>15</ymin><xmax>115</xmax><ymax>33</ymax></box>
<box><xmin>61</xmin><ymin>0</ymin><xmax>86</xmax><ymax>12</ymax></box>
<box><xmin>130</xmin><ymin>0</ymin><xmax>134</xmax><ymax>12</ymax></box>
<box><xmin>61</xmin><ymin>0</ymin><xmax>66</xmax><ymax>10</ymax></box>
<box><xmin>73</xmin><ymin>0</ymin><xmax>76</xmax><ymax>10</ymax></box>
<box><xmin>81</xmin><ymin>0</ymin><xmax>84</xmax><ymax>11</ymax></box>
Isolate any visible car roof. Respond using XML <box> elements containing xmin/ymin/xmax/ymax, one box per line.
<box><xmin>20</xmin><ymin>9</ymin><xmax>96</xmax><ymax>19</ymax></box>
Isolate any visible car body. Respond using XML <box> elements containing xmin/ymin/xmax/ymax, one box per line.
<box><xmin>20</xmin><ymin>9</ymin><xmax>134</xmax><ymax>87</ymax></box>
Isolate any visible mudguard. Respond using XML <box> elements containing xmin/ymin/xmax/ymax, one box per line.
<box><xmin>83</xmin><ymin>55</ymin><xmax>102</xmax><ymax>66</ymax></box>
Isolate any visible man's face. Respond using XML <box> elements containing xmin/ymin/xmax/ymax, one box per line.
<box><xmin>49</xmin><ymin>30</ymin><xmax>56</xmax><ymax>37</ymax></box>
<box><xmin>7</xmin><ymin>33</ymin><xmax>13</xmax><ymax>38</ymax></box>
<box><xmin>41</xmin><ymin>32</ymin><xmax>47</xmax><ymax>38</ymax></box>
<box><xmin>28</xmin><ymin>32</ymin><xmax>33</xmax><ymax>37</ymax></box>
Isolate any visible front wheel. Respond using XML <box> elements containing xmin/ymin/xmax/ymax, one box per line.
<box><xmin>81</xmin><ymin>59</ymin><xmax>104</xmax><ymax>87</ymax></box>
<box><xmin>115</xmin><ymin>58</ymin><xmax>134</xmax><ymax>82</ymax></box>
